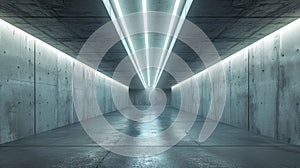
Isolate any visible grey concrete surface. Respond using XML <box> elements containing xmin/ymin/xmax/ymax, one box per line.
<box><xmin>0</xmin><ymin>20</ymin><xmax>35</xmax><ymax>143</ymax></box>
<box><xmin>0</xmin><ymin>107</ymin><xmax>299</xmax><ymax>168</ymax></box>
<box><xmin>1</xmin><ymin>0</ymin><xmax>300</xmax><ymax>88</ymax></box>
<box><xmin>171</xmin><ymin>18</ymin><xmax>300</xmax><ymax>145</ymax></box>
<box><xmin>0</xmin><ymin>19</ymin><xmax>128</xmax><ymax>144</ymax></box>
<box><xmin>129</xmin><ymin>89</ymin><xmax>171</xmax><ymax>106</ymax></box>
<box><xmin>0</xmin><ymin>1</ymin><xmax>300</xmax><ymax>167</ymax></box>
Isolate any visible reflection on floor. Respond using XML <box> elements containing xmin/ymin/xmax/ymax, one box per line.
<box><xmin>0</xmin><ymin>107</ymin><xmax>300</xmax><ymax>168</ymax></box>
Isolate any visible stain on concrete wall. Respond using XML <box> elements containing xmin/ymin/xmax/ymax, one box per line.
<box><xmin>248</xmin><ymin>34</ymin><xmax>280</xmax><ymax>139</ymax></box>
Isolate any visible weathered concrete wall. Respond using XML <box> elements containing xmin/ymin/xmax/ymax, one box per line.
<box><xmin>0</xmin><ymin>20</ymin><xmax>35</xmax><ymax>143</ymax></box>
<box><xmin>278</xmin><ymin>23</ymin><xmax>300</xmax><ymax>145</ymax></box>
<box><xmin>0</xmin><ymin>19</ymin><xmax>128</xmax><ymax>144</ymax></box>
<box><xmin>171</xmin><ymin>19</ymin><xmax>300</xmax><ymax>145</ymax></box>
<box><xmin>248</xmin><ymin>34</ymin><xmax>280</xmax><ymax>139</ymax></box>
<box><xmin>72</xmin><ymin>62</ymin><xmax>128</xmax><ymax>121</ymax></box>
<box><xmin>226</xmin><ymin>50</ymin><xmax>249</xmax><ymax>129</ymax></box>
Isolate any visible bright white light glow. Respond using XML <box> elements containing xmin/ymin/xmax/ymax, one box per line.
<box><xmin>172</xmin><ymin>17</ymin><xmax>300</xmax><ymax>89</ymax></box>
<box><xmin>103</xmin><ymin>0</ymin><xmax>193</xmax><ymax>89</ymax></box>
<box><xmin>105</xmin><ymin>0</ymin><xmax>148</xmax><ymax>88</ymax></box>
<box><xmin>153</xmin><ymin>0</ymin><xmax>193</xmax><ymax>88</ymax></box>
<box><xmin>142</xmin><ymin>0</ymin><xmax>150</xmax><ymax>88</ymax></box>
<box><xmin>153</xmin><ymin>0</ymin><xmax>180</xmax><ymax>88</ymax></box>
<box><xmin>0</xmin><ymin>18</ymin><xmax>128</xmax><ymax>89</ymax></box>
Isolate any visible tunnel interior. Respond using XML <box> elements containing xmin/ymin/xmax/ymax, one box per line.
<box><xmin>0</xmin><ymin>0</ymin><xmax>300</xmax><ymax>167</ymax></box>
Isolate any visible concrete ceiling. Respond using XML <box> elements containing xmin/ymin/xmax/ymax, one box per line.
<box><xmin>1</xmin><ymin>0</ymin><xmax>300</xmax><ymax>89</ymax></box>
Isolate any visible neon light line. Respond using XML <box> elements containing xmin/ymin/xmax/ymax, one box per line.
<box><xmin>106</xmin><ymin>0</ymin><xmax>148</xmax><ymax>88</ymax></box>
<box><xmin>153</xmin><ymin>0</ymin><xmax>193</xmax><ymax>88</ymax></box>
<box><xmin>142</xmin><ymin>0</ymin><xmax>150</xmax><ymax>88</ymax></box>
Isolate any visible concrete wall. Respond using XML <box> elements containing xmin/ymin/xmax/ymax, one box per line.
<box><xmin>73</xmin><ymin>65</ymin><xmax>128</xmax><ymax>121</ymax></box>
<box><xmin>129</xmin><ymin>89</ymin><xmax>171</xmax><ymax>105</ymax></box>
<box><xmin>0</xmin><ymin>20</ymin><xmax>35</xmax><ymax>143</ymax></box>
<box><xmin>0</xmin><ymin>19</ymin><xmax>128</xmax><ymax>144</ymax></box>
<box><xmin>171</xmin><ymin>19</ymin><xmax>300</xmax><ymax>145</ymax></box>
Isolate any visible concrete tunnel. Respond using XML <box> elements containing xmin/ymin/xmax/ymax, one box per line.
<box><xmin>0</xmin><ymin>0</ymin><xmax>300</xmax><ymax>167</ymax></box>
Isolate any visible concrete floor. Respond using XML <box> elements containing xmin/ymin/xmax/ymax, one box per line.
<box><xmin>0</xmin><ymin>107</ymin><xmax>300</xmax><ymax>168</ymax></box>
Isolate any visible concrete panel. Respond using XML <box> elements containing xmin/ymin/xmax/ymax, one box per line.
<box><xmin>129</xmin><ymin>89</ymin><xmax>150</xmax><ymax>106</ymax></box>
<box><xmin>0</xmin><ymin>19</ymin><xmax>129</xmax><ymax>144</ymax></box>
<box><xmin>0</xmin><ymin>25</ymin><xmax>34</xmax><ymax>82</ymax></box>
<box><xmin>175</xmin><ymin>51</ymin><xmax>248</xmax><ymax>129</ymax></box>
<box><xmin>130</xmin><ymin>89</ymin><xmax>172</xmax><ymax>106</ymax></box>
<box><xmin>35</xmin><ymin>41</ymin><xmax>59</xmax><ymax>133</ymax></box>
<box><xmin>198</xmin><ymin>71</ymin><xmax>211</xmax><ymax>118</ymax></box>
<box><xmin>229</xmin><ymin>50</ymin><xmax>249</xmax><ymax>129</ymax></box>
<box><xmin>57</xmin><ymin>54</ymin><xmax>74</xmax><ymax>127</ymax></box>
<box><xmin>0</xmin><ymin>22</ymin><xmax>35</xmax><ymax>144</ymax></box>
<box><xmin>170</xmin><ymin>19</ymin><xmax>300</xmax><ymax>145</ymax></box>
<box><xmin>35</xmin><ymin>41</ymin><xmax>58</xmax><ymax>86</ymax></box>
<box><xmin>74</xmin><ymin>64</ymin><xmax>98</xmax><ymax>119</ymax></box>
<box><xmin>249</xmin><ymin>34</ymin><xmax>280</xmax><ymax>138</ymax></box>
<box><xmin>111</xmin><ymin>83</ymin><xmax>129</xmax><ymax>111</ymax></box>
<box><xmin>110</xmin><ymin>83</ymin><xmax>117</xmax><ymax>112</ymax></box>
<box><xmin>174</xmin><ymin>78</ymin><xmax>199</xmax><ymax>114</ymax></box>
<box><xmin>104</xmin><ymin>79</ymin><xmax>112</xmax><ymax>113</ymax></box>
<box><xmin>107</xmin><ymin>79</ymin><xmax>124</xmax><ymax>113</ymax></box>
<box><xmin>95</xmin><ymin>75</ymin><xmax>115</xmax><ymax>114</ymax></box>
<box><xmin>278</xmin><ymin>24</ymin><xmax>300</xmax><ymax>145</ymax></box>
<box><xmin>0</xmin><ymin>80</ymin><xmax>34</xmax><ymax>143</ymax></box>
<box><xmin>35</xmin><ymin>84</ymin><xmax>58</xmax><ymax>133</ymax></box>
<box><xmin>96</xmin><ymin>75</ymin><xmax>106</xmax><ymax>114</ymax></box>
<box><xmin>171</xmin><ymin>88</ymin><xmax>180</xmax><ymax>109</ymax></box>
<box><xmin>218</xmin><ymin>59</ymin><xmax>231</xmax><ymax>125</ymax></box>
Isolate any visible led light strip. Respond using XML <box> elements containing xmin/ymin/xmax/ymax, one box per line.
<box><xmin>152</xmin><ymin>0</ymin><xmax>180</xmax><ymax>88</ymax></box>
<box><xmin>171</xmin><ymin>17</ymin><xmax>300</xmax><ymax>89</ymax></box>
<box><xmin>152</xmin><ymin>0</ymin><xmax>194</xmax><ymax>88</ymax></box>
<box><xmin>0</xmin><ymin>18</ymin><xmax>128</xmax><ymax>89</ymax></box>
<box><xmin>113</xmin><ymin>0</ymin><xmax>148</xmax><ymax>88</ymax></box>
<box><xmin>142</xmin><ymin>0</ymin><xmax>150</xmax><ymax>88</ymax></box>
<box><xmin>103</xmin><ymin>0</ymin><xmax>148</xmax><ymax>88</ymax></box>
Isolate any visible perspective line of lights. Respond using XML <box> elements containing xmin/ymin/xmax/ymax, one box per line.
<box><xmin>103</xmin><ymin>0</ymin><xmax>193</xmax><ymax>89</ymax></box>
<box><xmin>152</xmin><ymin>0</ymin><xmax>194</xmax><ymax>88</ymax></box>
<box><xmin>113</xmin><ymin>0</ymin><xmax>148</xmax><ymax>88</ymax></box>
<box><xmin>103</xmin><ymin>0</ymin><xmax>148</xmax><ymax>88</ymax></box>
<box><xmin>142</xmin><ymin>0</ymin><xmax>150</xmax><ymax>88</ymax></box>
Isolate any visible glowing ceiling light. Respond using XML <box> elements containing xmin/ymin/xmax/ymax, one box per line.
<box><xmin>152</xmin><ymin>0</ymin><xmax>194</xmax><ymax>88</ymax></box>
<box><xmin>152</xmin><ymin>0</ymin><xmax>181</xmax><ymax>88</ymax></box>
<box><xmin>142</xmin><ymin>0</ymin><xmax>150</xmax><ymax>88</ymax></box>
<box><xmin>113</xmin><ymin>0</ymin><xmax>148</xmax><ymax>88</ymax></box>
<box><xmin>104</xmin><ymin>0</ymin><xmax>193</xmax><ymax>89</ymax></box>
<box><xmin>105</xmin><ymin>0</ymin><xmax>148</xmax><ymax>88</ymax></box>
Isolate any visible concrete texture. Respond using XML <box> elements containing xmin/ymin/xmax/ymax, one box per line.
<box><xmin>248</xmin><ymin>33</ymin><xmax>280</xmax><ymax>139</ymax></box>
<box><xmin>172</xmin><ymin>19</ymin><xmax>300</xmax><ymax>145</ymax></box>
<box><xmin>0</xmin><ymin>1</ymin><xmax>300</xmax><ymax>166</ymax></box>
<box><xmin>1</xmin><ymin>0</ymin><xmax>300</xmax><ymax>88</ymax></box>
<box><xmin>0</xmin><ymin>20</ymin><xmax>35</xmax><ymax>143</ymax></box>
<box><xmin>0</xmin><ymin>107</ymin><xmax>299</xmax><ymax>168</ymax></box>
<box><xmin>278</xmin><ymin>22</ymin><xmax>300</xmax><ymax>145</ymax></box>
<box><xmin>0</xmin><ymin>19</ymin><xmax>128</xmax><ymax>144</ymax></box>
<box><xmin>129</xmin><ymin>89</ymin><xmax>171</xmax><ymax>106</ymax></box>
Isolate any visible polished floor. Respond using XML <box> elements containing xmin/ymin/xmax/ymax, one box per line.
<box><xmin>0</xmin><ymin>107</ymin><xmax>300</xmax><ymax>168</ymax></box>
